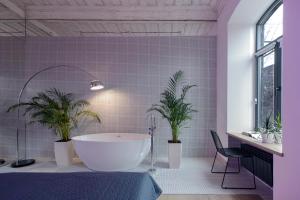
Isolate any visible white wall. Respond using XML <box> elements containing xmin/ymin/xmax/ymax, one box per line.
<box><xmin>227</xmin><ymin>0</ymin><xmax>273</xmax><ymax>132</ymax></box>
<box><xmin>216</xmin><ymin>0</ymin><xmax>239</xmax><ymax>146</ymax></box>
<box><xmin>227</xmin><ymin>23</ymin><xmax>256</xmax><ymax>132</ymax></box>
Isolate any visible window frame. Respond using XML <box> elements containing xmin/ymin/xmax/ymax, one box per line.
<box><xmin>255</xmin><ymin>0</ymin><xmax>283</xmax><ymax>128</ymax></box>
<box><xmin>256</xmin><ymin>0</ymin><xmax>283</xmax><ymax>50</ymax></box>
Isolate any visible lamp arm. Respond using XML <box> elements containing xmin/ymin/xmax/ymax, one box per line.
<box><xmin>17</xmin><ymin>64</ymin><xmax>98</xmax><ymax>109</ymax></box>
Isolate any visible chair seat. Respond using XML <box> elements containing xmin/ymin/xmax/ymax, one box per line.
<box><xmin>222</xmin><ymin>148</ymin><xmax>252</xmax><ymax>158</ymax></box>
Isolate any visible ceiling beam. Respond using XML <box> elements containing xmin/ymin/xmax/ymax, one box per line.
<box><xmin>25</xmin><ymin>5</ymin><xmax>217</xmax><ymax>21</ymax></box>
<box><xmin>29</xmin><ymin>20</ymin><xmax>57</xmax><ymax>35</ymax></box>
<box><xmin>0</xmin><ymin>0</ymin><xmax>58</xmax><ymax>36</ymax></box>
<box><xmin>0</xmin><ymin>10</ymin><xmax>19</xmax><ymax>19</ymax></box>
<box><xmin>0</xmin><ymin>0</ymin><xmax>23</xmax><ymax>16</ymax></box>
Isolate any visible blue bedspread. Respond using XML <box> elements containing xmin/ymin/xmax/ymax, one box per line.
<box><xmin>0</xmin><ymin>172</ymin><xmax>162</xmax><ymax>200</ymax></box>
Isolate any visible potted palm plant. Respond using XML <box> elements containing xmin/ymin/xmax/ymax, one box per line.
<box><xmin>148</xmin><ymin>71</ymin><xmax>197</xmax><ymax>168</ymax></box>
<box><xmin>8</xmin><ymin>88</ymin><xmax>101</xmax><ymax>166</ymax></box>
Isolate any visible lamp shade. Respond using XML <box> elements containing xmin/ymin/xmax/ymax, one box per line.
<box><xmin>90</xmin><ymin>80</ymin><xmax>104</xmax><ymax>91</ymax></box>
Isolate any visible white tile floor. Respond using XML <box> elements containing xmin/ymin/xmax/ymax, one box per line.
<box><xmin>0</xmin><ymin>157</ymin><xmax>272</xmax><ymax>200</ymax></box>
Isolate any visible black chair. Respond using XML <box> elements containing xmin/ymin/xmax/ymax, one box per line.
<box><xmin>210</xmin><ymin>130</ymin><xmax>256</xmax><ymax>189</ymax></box>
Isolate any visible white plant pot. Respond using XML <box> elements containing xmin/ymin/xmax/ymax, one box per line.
<box><xmin>168</xmin><ymin>141</ymin><xmax>182</xmax><ymax>169</ymax></box>
<box><xmin>261</xmin><ymin>134</ymin><xmax>268</xmax><ymax>143</ymax></box>
<box><xmin>261</xmin><ymin>133</ymin><xmax>274</xmax><ymax>144</ymax></box>
<box><xmin>54</xmin><ymin>140</ymin><xmax>74</xmax><ymax>166</ymax></box>
<box><xmin>274</xmin><ymin>134</ymin><xmax>282</xmax><ymax>144</ymax></box>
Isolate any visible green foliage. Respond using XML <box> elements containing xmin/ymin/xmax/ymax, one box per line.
<box><xmin>148</xmin><ymin>71</ymin><xmax>197</xmax><ymax>143</ymax></box>
<box><xmin>7</xmin><ymin>88</ymin><xmax>101</xmax><ymax>141</ymax></box>
<box><xmin>274</xmin><ymin>113</ymin><xmax>282</xmax><ymax>133</ymax></box>
<box><xmin>264</xmin><ymin>113</ymin><xmax>273</xmax><ymax>130</ymax></box>
<box><xmin>262</xmin><ymin>112</ymin><xmax>273</xmax><ymax>134</ymax></box>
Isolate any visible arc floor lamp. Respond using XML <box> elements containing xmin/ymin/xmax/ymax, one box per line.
<box><xmin>11</xmin><ymin>65</ymin><xmax>104</xmax><ymax>168</ymax></box>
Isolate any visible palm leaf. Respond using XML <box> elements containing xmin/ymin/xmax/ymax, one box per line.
<box><xmin>7</xmin><ymin>102</ymin><xmax>35</xmax><ymax>112</ymax></box>
<box><xmin>76</xmin><ymin>110</ymin><xmax>101</xmax><ymax>123</ymax></box>
<box><xmin>71</xmin><ymin>100</ymin><xmax>90</xmax><ymax>110</ymax></box>
<box><xmin>181</xmin><ymin>84</ymin><xmax>197</xmax><ymax>99</ymax></box>
<box><xmin>166</xmin><ymin>70</ymin><xmax>183</xmax><ymax>96</ymax></box>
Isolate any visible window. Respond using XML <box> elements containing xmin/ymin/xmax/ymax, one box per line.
<box><xmin>256</xmin><ymin>0</ymin><xmax>283</xmax><ymax>128</ymax></box>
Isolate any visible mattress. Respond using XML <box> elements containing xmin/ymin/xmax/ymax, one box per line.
<box><xmin>0</xmin><ymin>172</ymin><xmax>162</xmax><ymax>200</ymax></box>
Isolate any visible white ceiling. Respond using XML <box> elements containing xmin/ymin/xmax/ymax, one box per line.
<box><xmin>0</xmin><ymin>0</ymin><xmax>225</xmax><ymax>36</ymax></box>
<box><xmin>229</xmin><ymin>0</ymin><xmax>273</xmax><ymax>25</ymax></box>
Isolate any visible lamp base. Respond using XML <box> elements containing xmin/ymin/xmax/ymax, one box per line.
<box><xmin>0</xmin><ymin>159</ymin><xmax>5</xmax><ymax>166</ymax></box>
<box><xmin>148</xmin><ymin>168</ymin><xmax>156</xmax><ymax>174</ymax></box>
<box><xmin>11</xmin><ymin>159</ymin><xmax>35</xmax><ymax>168</ymax></box>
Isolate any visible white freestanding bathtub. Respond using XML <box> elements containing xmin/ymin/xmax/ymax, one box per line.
<box><xmin>72</xmin><ymin>133</ymin><xmax>151</xmax><ymax>171</ymax></box>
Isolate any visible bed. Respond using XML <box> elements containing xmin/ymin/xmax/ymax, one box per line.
<box><xmin>0</xmin><ymin>172</ymin><xmax>162</xmax><ymax>200</ymax></box>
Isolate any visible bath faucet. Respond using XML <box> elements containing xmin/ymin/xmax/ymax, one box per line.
<box><xmin>148</xmin><ymin>114</ymin><xmax>156</xmax><ymax>173</ymax></box>
<box><xmin>148</xmin><ymin>115</ymin><xmax>156</xmax><ymax>136</ymax></box>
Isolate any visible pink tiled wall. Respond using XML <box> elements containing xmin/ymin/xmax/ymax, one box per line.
<box><xmin>0</xmin><ymin>36</ymin><xmax>217</xmax><ymax>159</ymax></box>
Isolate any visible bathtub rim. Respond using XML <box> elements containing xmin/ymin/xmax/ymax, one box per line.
<box><xmin>72</xmin><ymin>133</ymin><xmax>151</xmax><ymax>143</ymax></box>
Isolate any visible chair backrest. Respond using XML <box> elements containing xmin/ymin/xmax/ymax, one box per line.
<box><xmin>210</xmin><ymin>130</ymin><xmax>225</xmax><ymax>155</ymax></box>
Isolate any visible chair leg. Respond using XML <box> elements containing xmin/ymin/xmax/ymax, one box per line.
<box><xmin>237</xmin><ymin>157</ymin><xmax>240</xmax><ymax>173</ymax></box>
<box><xmin>221</xmin><ymin>158</ymin><xmax>229</xmax><ymax>189</ymax></box>
<box><xmin>251</xmin><ymin>156</ymin><xmax>256</xmax><ymax>189</ymax></box>
<box><xmin>211</xmin><ymin>152</ymin><xmax>239</xmax><ymax>174</ymax></box>
<box><xmin>211</xmin><ymin>152</ymin><xmax>218</xmax><ymax>173</ymax></box>
<box><xmin>221</xmin><ymin>156</ymin><xmax>256</xmax><ymax>189</ymax></box>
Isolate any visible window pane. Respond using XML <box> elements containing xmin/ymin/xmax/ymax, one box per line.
<box><xmin>258</xmin><ymin>52</ymin><xmax>275</xmax><ymax>127</ymax></box>
<box><xmin>264</xmin><ymin>4</ymin><xmax>283</xmax><ymax>46</ymax></box>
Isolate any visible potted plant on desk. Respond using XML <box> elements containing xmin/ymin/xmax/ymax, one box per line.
<box><xmin>8</xmin><ymin>88</ymin><xmax>101</xmax><ymax>166</ymax></box>
<box><xmin>148</xmin><ymin>71</ymin><xmax>197</xmax><ymax>168</ymax></box>
<box><xmin>261</xmin><ymin>113</ymin><xmax>274</xmax><ymax>144</ymax></box>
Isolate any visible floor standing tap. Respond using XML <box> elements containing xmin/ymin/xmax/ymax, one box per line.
<box><xmin>148</xmin><ymin>114</ymin><xmax>156</xmax><ymax>173</ymax></box>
